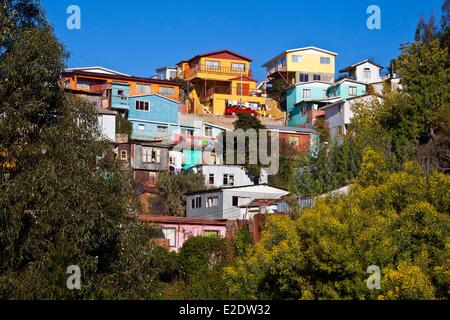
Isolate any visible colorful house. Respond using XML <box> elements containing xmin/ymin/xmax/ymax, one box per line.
<box><xmin>327</xmin><ymin>79</ymin><xmax>367</xmax><ymax>100</ymax></box>
<box><xmin>263</xmin><ymin>46</ymin><xmax>337</xmax><ymax>85</ymax></box>
<box><xmin>139</xmin><ymin>215</ymin><xmax>228</xmax><ymax>253</ymax></box>
<box><xmin>286</xmin><ymin>81</ymin><xmax>332</xmax><ymax>126</ymax></box>
<box><xmin>177</xmin><ymin>50</ymin><xmax>283</xmax><ymax>118</ymax></box>
<box><xmin>62</xmin><ymin>67</ymin><xmax>181</xmax><ymax>103</ymax></box>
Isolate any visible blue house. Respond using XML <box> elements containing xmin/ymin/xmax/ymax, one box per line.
<box><xmin>327</xmin><ymin>79</ymin><xmax>366</xmax><ymax>100</ymax></box>
<box><xmin>111</xmin><ymin>82</ymin><xmax>130</xmax><ymax>110</ymax></box>
<box><xmin>128</xmin><ymin>94</ymin><xmax>180</xmax><ymax>141</ymax></box>
<box><xmin>286</xmin><ymin>81</ymin><xmax>331</xmax><ymax>126</ymax></box>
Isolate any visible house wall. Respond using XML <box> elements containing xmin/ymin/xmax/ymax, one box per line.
<box><xmin>97</xmin><ymin>114</ymin><xmax>116</xmax><ymax>141</ymax></box>
<box><xmin>186</xmin><ymin>191</ymin><xmax>225</xmax><ymax>219</ymax></box>
<box><xmin>328</xmin><ymin>81</ymin><xmax>366</xmax><ymax>100</ymax></box>
<box><xmin>354</xmin><ymin>62</ymin><xmax>382</xmax><ymax>84</ymax></box>
<box><xmin>202</xmin><ymin>165</ymin><xmax>268</xmax><ymax>188</ymax></box>
<box><xmin>128</xmin><ymin>94</ymin><xmax>179</xmax><ymax>140</ymax></box>
<box><xmin>131</xmin><ymin>144</ymin><xmax>169</xmax><ymax>171</ymax></box>
<box><xmin>285</xmin><ymin>49</ymin><xmax>335</xmax><ymax>75</ymax></box>
<box><xmin>157</xmin><ymin>222</ymin><xmax>227</xmax><ymax>252</ymax></box>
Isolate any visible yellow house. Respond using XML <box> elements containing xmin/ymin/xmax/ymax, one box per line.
<box><xmin>177</xmin><ymin>50</ymin><xmax>283</xmax><ymax>119</ymax></box>
<box><xmin>262</xmin><ymin>46</ymin><xmax>337</xmax><ymax>85</ymax></box>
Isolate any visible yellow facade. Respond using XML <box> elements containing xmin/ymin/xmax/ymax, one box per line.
<box><xmin>285</xmin><ymin>50</ymin><xmax>335</xmax><ymax>74</ymax></box>
<box><xmin>179</xmin><ymin>50</ymin><xmax>284</xmax><ymax>119</ymax></box>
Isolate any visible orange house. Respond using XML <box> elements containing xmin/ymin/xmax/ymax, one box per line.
<box><xmin>62</xmin><ymin>67</ymin><xmax>180</xmax><ymax>101</ymax></box>
<box><xmin>177</xmin><ymin>50</ymin><xmax>283</xmax><ymax>119</ymax></box>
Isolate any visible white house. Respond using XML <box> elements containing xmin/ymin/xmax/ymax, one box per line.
<box><xmin>339</xmin><ymin>59</ymin><xmax>383</xmax><ymax>84</ymax></box>
<box><xmin>186</xmin><ymin>184</ymin><xmax>289</xmax><ymax>221</ymax></box>
<box><xmin>201</xmin><ymin>165</ymin><xmax>268</xmax><ymax>188</ymax></box>
<box><xmin>322</xmin><ymin>95</ymin><xmax>382</xmax><ymax>142</ymax></box>
<box><xmin>96</xmin><ymin>108</ymin><xmax>117</xmax><ymax>141</ymax></box>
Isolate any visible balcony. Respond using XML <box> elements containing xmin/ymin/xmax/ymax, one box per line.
<box><xmin>183</xmin><ymin>64</ymin><xmax>251</xmax><ymax>79</ymax></box>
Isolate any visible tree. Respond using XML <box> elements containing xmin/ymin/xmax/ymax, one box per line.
<box><xmin>267</xmin><ymin>79</ymin><xmax>288</xmax><ymax>110</ymax></box>
<box><xmin>222</xmin><ymin>113</ymin><xmax>266</xmax><ymax>184</ymax></box>
<box><xmin>224</xmin><ymin>156</ymin><xmax>450</xmax><ymax>300</ymax></box>
<box><xmin>155</xmin><ymin>172</ymin><xmax>206</xmax><ymax>216</ymax></box>
<box><xmin>0</xmin><ymin>0</ymin><xmax>164</xmax><ymax>299</ymax></box>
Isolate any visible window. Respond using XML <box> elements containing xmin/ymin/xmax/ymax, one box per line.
<box><xmin>159</xmin><ymin>86</ymin><xmax>174</xmax><ymax>96</ymax></box>
<box><xmin>181</xmin><ymin>128</ymin><xmax>195</xmax><ymax>136</ymax></box>
<box><xmin>142</xmin><ymin>147</ymin><xmax>161</xmax><ymax>164</ymax></box>
<box><xmin>162</xmin><ymin>228</ymin><xmax>176</xmax><ymax>247</ymax></box>
<box><xmin>191</xmin><ymin>196</ymin><xmax>202</xmax><ymax>209</ymax></box>
<box><xmin>303</xmin><ymin>89</ymin><xmax>311</xmax><ymax>99</ymax></box>
<box><xmin>138</xmin><ymin>124</ymin><xmax>145</xmax><ymax>131</ymax></box>
<box><xmin>289</xmin><ymin>136</ymin><xmax>299</xmax><ymax>146</ymax></box>
<box><xmin>223</xmin><ymin>174</ymin><xmax>234</xmax><ymax>186</ymax></box>
<box><xmin>169</xmin><ymin>70</ymin><xmax>177</xmax><ymax>80</ymax></box>
<box><xmin>292</xmin><ymin>55</ymin><xmax>303</xmax><ymax>63</ymax></box>
<box><xmin>117</xmin><ymin>90</ymin><xmax>125</xmax><ymax>97</ymax></box>
<box><xmin>136</xmin><ymin>100</ymin><xmax>149</xmax><ymax>111</ymax></box>
<box><xmin>206</xmin><ymin>197</ymin><xmax>219</xmax><ymax>208</ymax></box>
<box><xmin>136</xmin><ymin>84</ymin><xmax>151</xmax><ymax>94</ymax></box>
<box><xmin>313</xmin><ymin>74</ymin><xmax>321</xmax><ymax>81</ymax></box>
<box><xmin>349</xmin><ymin>86</ymin><xmax>357</xmax><ymax>96</ymax></box>
<box><xmin>208</xmin><ymin>174</ymin><xmax>215</xmax><ymax>185</ymax></box>
<box><xmin>204</xmin><ymin>230</ymin><xmax>219</xmax><ymax>238</ymax></box>
<box><xmin>205</xmin><ymin>60</ymin><xmax>220</xmax><ymax>70</ymax></box>
<box><xmin>320</xmin><ymin>57</ymin><xmax>331</xmax><ymax>64</ymax></box>
<box><xmin>120</xmin><ymin>150</ymin><xmax>128</xmax><ymax>160</ymax></box>
<box><xmin>205</xmin><ymin>127</ymin><xmax>213</xmax><ymax>137</ymax></box>
<box><xmin>299</xmin><ymin>73</ymin><xmax>309</xmax><ymax>82</ymax></box>
<box><xmin>232</xmin><ymin>196</ymin><xmax>239</xmax><ymax>207</ymax></box>
<box><xmin>157</xmin><ymin>125</ymin><xmax>168</xmax><ymax>132</ymax></box>
<box><xmin>76</xmin><ymin>79</ymin><xmax>91</xmax><ymax>89</ymax></box>
<box><xmin>231</xmin><ymin>63</ymin><xmax>246</xmax><ymax>72</ymax></box>
<box><xmin>364</xmin><ymin>68</ymin><xmax>371</xmax><ymax>80</ymax></box>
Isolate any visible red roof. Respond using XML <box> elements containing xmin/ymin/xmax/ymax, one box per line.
<box><xmin>230</xmin><ymin>76</ymin><xmax>256</xmax><ymax>82</ymax></box>
<box><xmin>61</xmin><ymin>70</ymin><xmax>181</xmax><ymax>87</ymax></box>
<box><xmin>139</xmin><ymin>215</ymin><xmax>228</xmax><ymax>226</ymax></box>
<box><xmin>182</xmin><ymin>50</ymin><xmax>252</xmax><ymax>64</ymax></box>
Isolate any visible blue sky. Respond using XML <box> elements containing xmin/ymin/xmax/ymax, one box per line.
<box><xmin>42</xmin><ymin>0</ymin><xmax>444</xmax><ymax>81</ymax></box>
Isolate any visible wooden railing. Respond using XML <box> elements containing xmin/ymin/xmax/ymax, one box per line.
<box><xmin>184</xmin><ymin>64</ymin><xmax>251</xmax><ymax>78</ymax></box>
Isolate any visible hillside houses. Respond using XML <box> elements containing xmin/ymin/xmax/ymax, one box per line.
<box><xmin>61</xmin><ymin>46</ymin><xmax>392</xmax><ymax>238</ymax></box>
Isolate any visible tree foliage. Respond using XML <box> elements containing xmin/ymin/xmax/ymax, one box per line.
<box><xmin>155</xmin><ymin>171</ymin><xmax>206</xmax><ymax>216</ymax></box>
<box><xmin>224</xmin><ymin>151</ymin><xmax>450</xmax><ymax>300</ymax></box>
<box><xmin>0</xmin><ymin>0</ymin><xmax>165</xmax><ymax>299</ymax></box>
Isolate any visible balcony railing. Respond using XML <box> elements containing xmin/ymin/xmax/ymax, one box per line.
<box><xmin>184</xmin><ymin>64</ymin><xmax>251</xmax><ymax>79</ymax></box>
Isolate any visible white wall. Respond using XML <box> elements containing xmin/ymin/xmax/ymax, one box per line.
<box><xmin>355</xmin><ymin>62</ymin><xmax>382</xmax><ymax>84</ymax></box>
<box><xmin>98</xmin><ymin>114</ymin><xmax>116</xmax><ymax>141</ymax></box>
<box><xmin>202</xmin><ymin>165</ymin><xmax>268</xmax><ymax>188</ymax></box>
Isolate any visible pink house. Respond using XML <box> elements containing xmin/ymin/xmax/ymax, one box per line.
<box><xmin>139</xmin><ymin>215</ymin><xmax>228</xmax><ymax>252</ymax></box>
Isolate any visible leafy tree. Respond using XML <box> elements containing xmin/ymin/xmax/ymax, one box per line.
<box><xmin>267</xmin><ymin>79</ymin><xmax>288</xmax><ymax>110</ymax></box>
<box><xmin>165</xmin><ymin>236</ymin><xmax>235</xmax><ymax>300</ymax></box>
<box><xmin>155</xmin><ymin>171</ymin><xmax>206</xmax><ymax>216</ymax></box>
<box><xmin>224</xmin><ymin>151</ymin><xmax>450</xmax><ymax>300</ymax></box>
<box><xmin>222</xmin><ymin>113</ymin><xmax>266</xmax><ymax>183</ymax></box>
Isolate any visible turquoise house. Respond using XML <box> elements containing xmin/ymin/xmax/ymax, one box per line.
<box><xmin>111</xmin><ymin>83</ymin><xmax>130</xmax><ymax>110</ymax></box>
<box><xmin>286</xmin><ymin>81</ymin><xmax>330</xmax><ymax>126</ymax></box>
<box><xmin>128</xmin><ymin>94</ymin><xmax>179</xmax><ymax>141</ymax></box>
<box><xmin>327</xmin><ymin>79</ymin><xmax>366</xmax><ymax>100</ymax></box>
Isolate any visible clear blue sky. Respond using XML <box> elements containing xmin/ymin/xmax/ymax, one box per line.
<box><xmin>42</xmin><ymin>0</ymin><xmax>444</xmax><ymax>81</ymax></box>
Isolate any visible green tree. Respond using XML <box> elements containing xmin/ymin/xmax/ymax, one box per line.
<box><xmin>155</xmin><ymin>171</ymin><xmax>206</xmax><ymax>216</ymax></box>
<box><xmin>0</xmin><ymin>0</ymin><xmax>164</xmax><ymax>299</ymax></box>
<box><xmin>224</xmin><ymin>159</ymin><xmax>450</xmax><ymax>300</ymax></box>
